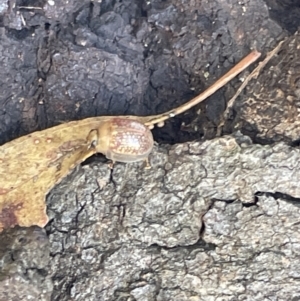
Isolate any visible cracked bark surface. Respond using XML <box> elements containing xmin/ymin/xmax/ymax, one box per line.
<box><xmin>3</xmin><ymin>134</ymin><xmax>300</xmax><ymax>300</ymax></box>
<box><xmin>47</xmin><ymin>135</ymin><xmax>300</xmax><ymax>300</ymax></box>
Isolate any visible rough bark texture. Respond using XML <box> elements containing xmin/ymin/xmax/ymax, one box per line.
<box><xmin>0</xmin><ymin>0</ymin><xmax>285</xmax><ymax>145</ymax></box>
<box><xmin>1</xmin><ymin>0</ymin><xmax>300</xmax><ymax>300</ymax></box>
<box><xmin>3</xmin><ymin>134</ymin><xmax>300</xmax><ymax>300</ymax></box>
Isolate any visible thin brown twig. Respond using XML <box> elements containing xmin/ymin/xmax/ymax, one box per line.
<box><xmin>216</xmin><ymin>39</ymin><xmax>286</xmax><ymax>136</ymax></box>
<box><xmin>144</xmin><ymin>50</ymin><xmax>261</xmax><ymax>128</ymax></box>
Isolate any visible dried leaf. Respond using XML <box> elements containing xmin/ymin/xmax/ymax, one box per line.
<box><xmin>0</xmin><ymin>117</ymin><xmax>113</xmax><ymax>232</ymax></box>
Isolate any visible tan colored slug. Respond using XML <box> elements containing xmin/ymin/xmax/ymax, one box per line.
<box><xmin>0</xmin><ymin>50</ymin><xmax>261</xmax><ymax>232</ymax></box>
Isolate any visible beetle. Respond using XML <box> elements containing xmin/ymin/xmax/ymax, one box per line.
<box><xmin>0</xmin><ymin>50</ymin><xmax>261</xmax><ymax>231</ymax></box>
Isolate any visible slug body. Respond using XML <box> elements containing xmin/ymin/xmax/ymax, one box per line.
<box><xmin>96</xmin><ymin>118</ymin><xmax>154</xmax><ymax>163</ymax></box>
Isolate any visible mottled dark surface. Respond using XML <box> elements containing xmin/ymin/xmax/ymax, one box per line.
<box><xmin>226</xmin><ymin>33</ymin><xmax>300</xmax><ymax>145</ymax></box>
<box><xmin>0</xmin><ymin>0</ymin><xmax>286</xmax><ymax>146</ymax></box>
<box><xmin>2</xmin><ymin>0</ymin><xmax>300</xmax><ymax>300</ymax></box>
<box><xmin>0</xmin><ymin>227</ymin><xmax>51</xmax><ymax>301</ymax></box>
<box><xmin>264</xmin><ymin>0</ymin><xmax>300</xmax><ymax>33</ymax></box>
